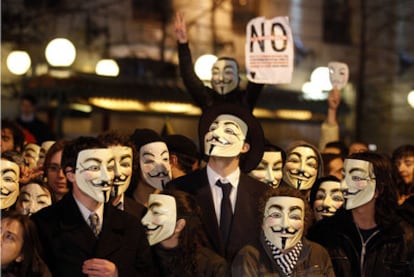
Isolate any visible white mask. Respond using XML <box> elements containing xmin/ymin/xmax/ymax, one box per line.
<box><xmin>0</xmin><ymin>160</ymin><xmax>20</xmax><ymax>209</ymax></box>
<box><xmin>204</xmin><ymin>114</ymin><xmax>247</xmax><ymax>158</ymax></box>
<box><xmin>283</xmin><ymin>146</ymin><xmax>319</xmax><ymax>190</ymax></box>
<box><xmin>75</xmin><ymin>149</ymin><xmax>115</xmax><ymax>203</ymax></box>
<box><xmin>263</xmin><ymin>196</ymin><xmax>305</xmax><ymax>250</ymax></box>
<box><xmin>328</xmin><ymin>62</ymin><xmax>349</xmax><ymax>90</ymax></box>
<box><xmin>37</xmin><ymin>141</ymin><xmax>55</xmax><ymax>167</ymax></box>
<box><xmin>23</xmin><ymin>143</ymin><xmax>40</xmax><ymax>169</ymax></box>
<box><xmin>141</xmin><ymin>194</ymin><xmax>177</xmax><ymax>245</ymax></box>
<box><xmin>16</xmin><ymin>183</ymin><xmax>52</xmax><ymax>216</ymax></box>
<box><xmin>109</xmin><ymin>146</ymin><xmax>133</xmax><ymax>197</ymax></box>
<box><xmin>313</xmin><ymin>180</ymin><xmax>344</xmax><ymax>221</ymax></box>
<box><xmin>211</xmin><ymin>59</ymin><xmax>239</xmax><ymax>95</ymax></box>
<box><xmin>139</xmin><ymin>142</ymin><xmax>171</xmax><ymax>190</ymax></box>
<box><xmin>250</xmin><ymin>151</ymin><xmax>283</xmax><ymax>188</ymax></box>
<box><xmin>341</xmin><ymin>159</ymin><xmax>376</xmax><ymax>209</ymax></box>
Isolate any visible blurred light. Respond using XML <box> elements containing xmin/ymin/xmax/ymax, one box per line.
<box><xmin>195</xmin><ymin>54</ymin><xmax>217</xmax><ymax>80</ymax></box>
<box><xmin>45</xmin><ymin>38</ymin><xmax>76</xmax><ymax>67</ymax></box>
<box><xmin>95</xmin><ymin>59</ymin><xmax>119</xmax><ymax>77</ymax></box>
<box><xmin>148</xmin><ymin>102</ymin><xmax>201</xmax><ymax>114</ymax></box>
<box><xmin>275</xmin><ymin>109</ymin><xmax>312</xmax><ymax>120</ymax></box>
<box><xmin>7</xmin><ymin>50</ymin><xmax>31</xmax><ymax>75</ymax></box>
<box><xmin>310</xmin><ymin>66</ymin><xmax>332</xmax><ymax>91</ymax></box>
<box><xmin>89</xmin><ymin>98</ymin><xmax>146</xmax><ymax>111</ymax></box>
<box><xmin>69</xmin><ymin>103</ymin><xmax>93</xmax><ymax>113</ymax></box>
<box><xmin>408</xmin><ymin>90</ymin><xmax>414</xmax><ymax>108</ymax></box>
<box><xmin>253</xmin><ymin>108</ymin><xmax>275</xmax><ymax>118</ymax></box>
<box><xmin>302</xmin><ymin>81</ymin><xmax>320</xmax><ymax>94</ymax></box>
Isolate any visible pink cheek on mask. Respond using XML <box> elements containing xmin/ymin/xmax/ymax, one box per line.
<box><xmin>354</xmin><ymin>181</ymin><xmax>366</xmax><ymax>189</ymax></box>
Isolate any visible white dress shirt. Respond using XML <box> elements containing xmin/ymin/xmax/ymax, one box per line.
<box><xmin>207</xmin><ymin>165</ymin><xmax>240</xmax><ymax>225</ymax></box>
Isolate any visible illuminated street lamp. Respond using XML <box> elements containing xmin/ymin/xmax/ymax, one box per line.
<box><xmin>408</xmin><ymin>89</ymin><xmax>414</xmax><ymax>109</ymax></box>
<box><xmin>45</xmin><ymin>38</ymin><xmax>76</xmax><ymax>67</ymax></box>
<box><xmin>194</xmin><ymin>54</ymin><xmax>217</xmax><ymax>81</ymax></box>
<box><xmin>7</xmin><ymin>50</ymin><xmax>31</xmax><ymax>75</ymax></box>
<box><xmin>95</xmin><ymin>58</ymin><xmax>119</xmax><ymax>77</ymax></box>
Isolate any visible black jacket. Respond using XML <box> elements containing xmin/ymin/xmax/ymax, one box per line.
<box><xmin>307</xmin><ymin>209</ymin><xmax>414</xmax><ymax>277</ymax></box>
<box><xmin>32</xmin><ymin>193</ymin><xmax>156</xmax><ymax>277</ymax></box>
<box><xmin>178</xmin><ymin>43</ymin><xmax>263</xmax><ymax>112</ymax></box>
<box><xmin>167</xmin><ymin>167</ymin><xmax>268</xmax><ymax>262</ymax></box>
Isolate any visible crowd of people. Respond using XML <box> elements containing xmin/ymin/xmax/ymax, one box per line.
<box><xmin>1</xmin><ymin>12</ymin><xmax>414</xmax><ymax>277</ymax></box>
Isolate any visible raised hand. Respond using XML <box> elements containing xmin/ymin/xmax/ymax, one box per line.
<box><xmin>328</xmin><ymin>88</ymin><xmax>341</xmax><ymax>111</ymax></box>
<box><xmin>174</xmin><ymin>12</ymin><xmax>188</xmax><ymax>43</ymax></box>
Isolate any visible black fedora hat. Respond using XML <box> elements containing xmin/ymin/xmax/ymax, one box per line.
<box><xmin>198</xmin><ymin>103</ymin><xmax>264</xmax><ymax>172</ymax></box>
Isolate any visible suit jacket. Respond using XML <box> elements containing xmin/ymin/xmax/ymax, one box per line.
<box><xmin>32</xmin><ymin>193</ymin><xmax>156</xmax><ymax>277</ymax></box>
<box><xmin>124</xmin><ymin>195</ymin><xmax>146</xmax><ymax>219</ymax></box>
<box><xmin>167</xmin><ymin>167</ymin><xmax>268</xmax><ymax>262</ymax></box>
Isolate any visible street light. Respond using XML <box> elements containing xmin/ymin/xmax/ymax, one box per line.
<box><xmin>408</xmin><ymin>89</ymin><xmax>414</xmax><ymax>109</ymax></box>
<box><xmin>6</xmin><ymin>50</ymin><xmax>31</xmax><ymax>75</ymax></box>
<box><xmin>45</xmin><ymin>38</ymin><xmax>76</xmax><ymax>67</ymax></box>
<box><xmin>95</xmin><ymin>59</ymin><xmax>119</xmax><ymax>77</ymax></box>
<box><xmin>44</xmin><ymin>37</ymin><xmax>77</xmax><ymax>138</ymax></box>
<box><xmin>194</xmin><ymin>54</ymin><xmax>218</xmax><ymax>81</ymax></box>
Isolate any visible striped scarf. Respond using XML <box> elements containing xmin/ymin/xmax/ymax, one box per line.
<box><xmin>266</xmin><ymin>239</ymin><xmax>303</xmax><ymax>276</ymax></box>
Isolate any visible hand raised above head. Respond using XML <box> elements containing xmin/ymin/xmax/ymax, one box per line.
<box><xmin>328</xmin><ymin>88</ymin><xmax>341</xmax><ymax>111</ymax></box>
<box><xmin>174</xmin><ymin>11</ymin><xmax>188</xmax><ymax>43</ymax></box>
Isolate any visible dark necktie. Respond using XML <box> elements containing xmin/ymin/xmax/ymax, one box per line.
<box><xmin>216</xmin><ymin>180</ymin><xmax>233</xmax><ymax>245</ymax></box>
<box><xmin>88</xmin><ymin>213</ymin><xmax>100</xmax><ymax>237</ymax></box>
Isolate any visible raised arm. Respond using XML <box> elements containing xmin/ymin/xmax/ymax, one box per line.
<box><xmin>319</xmin><ymin>88</ymin><xmax>340</xmax><ymax>151</ymax></box>
<box><xmin>174</xmin><ymin>12</ymin><xmax>188</xmax><ymax>43</ymax></box>
<box><xmin>174</xmin><ymin>12</ymin><xmax>212</xmax><ymax>110</ymax></box>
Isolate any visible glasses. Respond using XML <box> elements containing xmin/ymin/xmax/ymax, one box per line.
<box><xmin>48</xmin><ymin>164</ymin><xmax>62</xmax><ymax>173</ymax></box>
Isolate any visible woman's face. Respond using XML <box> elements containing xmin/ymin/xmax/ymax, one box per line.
<box><xmin>46</xmin><ymin>150</ymin><xmax>69</xmax><ymax>199</ymax></box>
<box><xmin>0</xmin><ymin>218</ymin><xmax>24</xmax><ymax>267</ymax></box>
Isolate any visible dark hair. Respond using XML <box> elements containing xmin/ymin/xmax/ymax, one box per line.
<box><xmin>284</xmin><ymin>140</ymin><xmax>324</xmax><ymax>182</ymax></box>
<box><xmin>164</xmin><ymin>134</ymin><xmax>200</xmax><ymax>175</ymax></box>
<box><xmin>98</xmin><ymin>130</ymin><xmax>138</xmax><ymax>172</ymax></box>
<box><xmin>391</xmin><ymin>144</ymin><xmax>414</xmax><ymax>194</ymax></box>
<box><xmin>1</xmin><ymin>210</ymin><xmax>50</xmax><ymax>277</ymax></box>
<box><xmin>321</xmin><ymin>153</ymin><xmax>343</xmax><ymax>177</ymax></box>
<box><xmin>20</xmin><ymin>94</ymin><xmax>38</xmax><ymax>106</ymax></box>
<box><xmin>309</xmin><ymin>175</ymin><xmax>341</xmax><ymax>207</ymax></box>
<box><xmin>348</xmin><ymin>151</ymin><xmax>398</xmax><ymax>227</ymax></box>
<box><xmin>2</xmin><ymin>150</ymin><xmax>26</xmax><ymax>166</ymax></box>
<box><xmin>16</xmin><ymin>182</ymin><xmax>52</xmax><ymax>216</ymax></box>
<box><xmin>1</xmin><ymin>119</ymin><xmax>25</xmax><ymax>153</ymax></box>
<box><xmin>264</xmin><ymin>140</ymin><xmax>287</xmax><ymax>166</ymax></box>
<box><xmin>324</xmin><ymin>141</ymin><xmax>349</xmax><ymax>160</ymax></box>
<box><xmin>258</xmin><ymin>185</ymin><xmax>313</xmax><ymax>236</ymax></box>
<box><xmin>98</xmin><ymin>130</ymin><xmax>139</xmax><ymax>198</ymax></box>
<box><xmin>43</xmin><ymin>140</ymin><xmax>66</xmax><ymax>172</ymax></box>
<box><xmin>159</xmin><ymin>189</ymin><xmax>208</xmax><ymax>276</ymax></box>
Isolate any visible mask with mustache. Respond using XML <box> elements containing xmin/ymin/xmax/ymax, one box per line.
<box><xmin>204</xmin><ymin>114</ymin><xmax>247</xmax><ymax>158</ymax></box>
<box><xmin>283</xmin><ymin>146</ymin><xmax>319</xmax><ymax>190</ymax></box>
<box><xmin>141</xmin><ymin>194</ymin><xmax>176</xmax><ymax>245</ymax></box>
<box><xmin>263</xmin><ymin>196</ymin><xmax>305</xmax><ymax>250</ymax></box>
<box><xmin>109</xmin><ymin>146</ymin><xmax>133</xmax><ymax>197</ymax></box>
<box><xmin>139</xmin><ymin>142</ymin><xmax>172</xmax><ymax>190</ymax></box>
<box><xmin>75</xmin><ymin>149</ymin><xmax>115</xmax><ymax>203</ymax></box>
<box><xmin>1</xmin><ymin>160</ymin><xmax>20</xmax><ymax>209</ymax></box>
<box><xmin>313</xmin><ymin>180</ymin><xmax>344</xmax><ymax>221</ymax></box>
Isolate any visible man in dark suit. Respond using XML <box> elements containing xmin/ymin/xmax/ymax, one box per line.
<box><xmin>168</xmin><ymin>103</ymin><xmax>268</xmax><ymax>262</ymax></box>
<box><xmin>32</xmin><ymin>136</ymin><xmax>155</xmax><ymax>276</ymax></box>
